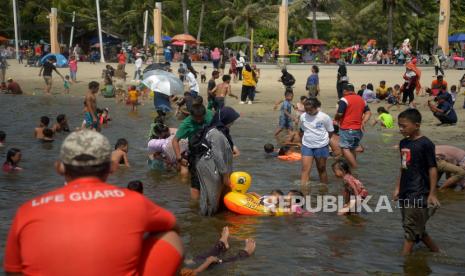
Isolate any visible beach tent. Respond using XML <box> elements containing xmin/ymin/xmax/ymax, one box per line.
<box><xmin>449</xmin><ymin>33</ymin><xmax>465</xmax><ymax>43</ymax></box>
<box><xmin>0</xmin><ymin>36</ymin><xmax>9</xmax><ymax>41</ymax></box>
<box><xmin>40</xmin><ymin>53</ymin><xmax>68</xmax><ymax>67</ymax></box>
<box><xmin>223</xmin><ymin>36</ymin><xmax>251</xmax><ymax>44</ymax></box>
<box><xmin>294</xmin><ymin>38</ymin><xmax>327</xmax><ymax>46</ymax></box>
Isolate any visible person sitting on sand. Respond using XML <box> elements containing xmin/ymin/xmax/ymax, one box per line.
<box><xmin>211</xmin><ymin>75</ymin><xmax>238</xmax><ymax>110</ymax></box>
<box><xmin>181</xmin><ymin>227</ymin><xmax>256</xmax><ymax>276</ymax></box>
<box><xmin>3</xmin><ymin>148</ymin><xmax>22</xmax><ymax>172</ymax></box>
<box><xmin>34</xmin><ymin>116</ymin><xmax>50</xmax><ymax>139</ymax></box>
<box><xmin>112</xmin><ymin>138</ymin><xmax>130</xmax><ymax>168</ymax></box>
<box><xmin>431</xmin><ymin>74</ymin><xmax>447</xmax><ymax>96</ymax></box>
<box><xmin>372</xmin><ymin>107</ymin><xmax>394</xmax><ymax>128</ymax></box>
<box><xmin>362</xmin><ymin>83</ymin><xmax>378</xmax><ymax>103</ymax></box>
<box><xmin>41</xmin><ymin>128</ymin><xmax>54</xmax><ymax>143</ymax></box>
<box><xmin>376</xmin><ymin>80</ymin><xmax>388</xmax><ymax>100</ymax></box>
<box><xmin>6</xmin><ymin>78</ymin><xmax>23</xmax><ymax>94</ymax></box>
<box><xmin>428</xmin><ymin>94</ymin><xmax>457</xmax><ymax>125</ymax></box>
<box><xmin>332</xmin><ymin>159</ymin><xmax>368</xmax><ymax>215</ymax></box>
<box><xmin>52</xmin><ymin>114</ymin><xmax>70</xmax><ymax>133</ymax></box>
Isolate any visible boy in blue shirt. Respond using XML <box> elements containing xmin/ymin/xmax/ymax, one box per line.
<box><xmin>274</xmin><ymin>90</ymin><xmax>297</xmax><ymax>138</ymax></box>
<box><xmin>394</xmin><ymin>109</ymin><xmax>440</xmax><ymax>255</ymax></box>
<box><xmin>428</xmin><ymin>94</ymin><xmax>457</xmax><ymax>125</ymax></box>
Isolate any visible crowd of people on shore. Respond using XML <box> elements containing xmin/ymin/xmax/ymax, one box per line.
<box><xmin>2</xmin><ymin>42</ymin><xmax>465</xmax><ymax>274</ymax></box>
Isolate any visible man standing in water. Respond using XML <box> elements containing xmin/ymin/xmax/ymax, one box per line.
<box><xmin>3</xmin><ymin>130</ymin><xmax>183</xmax><ymax>275</ymax></box>
<box><xmin>335</xmin><ymin>83</ymin><xmax>371</xmax><ymax>168</ymax></box>
<box><xmin>172</xmin><ymin>104</ymin><xmax>213</xmax><ymax>199</ymax></box>
<box><xmin>38</xmin><ymin>56</ymin><xmax>64</xmax><ymax>95</ymax></box>
<box><xmin>84</xmin><ymin>81</ymin><xmax>100</xmax><ymax>131</ymax></box>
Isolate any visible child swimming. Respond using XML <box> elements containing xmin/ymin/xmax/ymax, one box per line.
<box><xmin>332</xmin><ymin>159</ymin><xmax>368</xmax><ymax>215</ymax></box>
<box><xmin>180</xmin><ymin>227</ymin><xmax>256</xmax><ymax>276</ymax></box>
<box><xmin>127</xmin><ymin>180</ymin><xmax>144</xmax><ymax>194</ymax></box>
<box><xmin>111</xmin><ymin>138</ymin><xmax>130</xmax><ymax>168</ymax></box>
<box><xmin>41</xmin><ymin>128</ymin><xmax>54</xmax><ymax>143</ymax></box>
<box><xmin>52</xmin><ymin>114</ymin><xmax>70</xmax><ymax>133</ymax></box>
<box><xmin>3</xmin><ymin>148</ymin><xmax>22</xmax><ymax>172</ymax></box>
<box><xmin>372</xmin><ymin>107</ymin><xmax>394</xmax><ymax>128</ymax></box>
<box><xmin>0</xmin><ymin>130</ymin><xmax>5</xmax><ymax>147</ymax></box>
<box><xmin>34</xmin><ymin>116</ymin><xmax>50</xmax><ymax>139</ymax></box>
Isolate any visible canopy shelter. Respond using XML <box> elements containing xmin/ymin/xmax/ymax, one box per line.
<box><xmin>0</xmin><ymin>36</ymin><xmax>9</xmax><ymax>41</ymax></box>
<box><xmin>171</xmin><ymin>34</ymin><xmax>197</xmax><ymax>44</ymax></box>
<box><xmin>223</xmin><ymin>36</ymin><xmax>251</xmax><ymax>44</ymax></box>
<box><xmin>294</xmin><ymin>38</ymin><xmax>327</xmax><ymax>46</ymax></box>
<box><xmin>449</xmin><ymin>33</ymin><xmax>465</xmax><ymax>43</ymax></box>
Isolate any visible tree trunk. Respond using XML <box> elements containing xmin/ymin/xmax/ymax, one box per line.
<box><xmin>312</xmin><ymin>4</ymin><xmax>318</xmax><ymax>39</ymax></box>
<box><xmin>245</xmin><ymin>20</ymin><xmax>249</xmax><ymax>38</ymax></box>
<box><xmin>196</xmin><ymin>0</ymin><xmax>206</xmax><ymax>50</ymax></box>
<box><xmin>182</xmin><ymin>0</ymin><xmax>188</xmax><ymax>34</ymax></box>
<box><xmin>387</xmin><ymin>3</ymin><xmax>393</xmax><ymax>49</ymax></box>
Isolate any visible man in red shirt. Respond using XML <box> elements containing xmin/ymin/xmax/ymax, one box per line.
<box><xmin>6</xmin><ymin>78</ymin><xmax>23</xmax><ymax>94</ymax></box>
<box><xmin>335</xmin><ymin>83</ymin><xmax>371</xmax><ymax>168</ymax></box>
<box><xmin>4</xmin><ymin>130</ymin><xmax>183</xmax><ymax>276</ymax></box>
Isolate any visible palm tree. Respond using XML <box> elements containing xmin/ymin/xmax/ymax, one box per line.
<box><xmin>289</xmin><ymin>0</ymin><xmax>335</xmax><ymax>39</ymax></box>
<box><xmin>215</xmin><ymin>0</ymin><xmax>278</xmax><ymax>38</ymax></box>
<box><xmin>384</xmin><ymin>0</ymin><xmax>396</xmax><ymax>50</ymax></box>
<box><xmin>196</xmin><ymin>0</ymin><xmax>206</xmax><ymax>49</ymax></box>
<box><xmin>181</xmin><ymin>0</ymin><xmax>188</xmax><ymax>34</ymax></box>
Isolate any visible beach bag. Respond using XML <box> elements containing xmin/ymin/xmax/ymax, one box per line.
<box><xmin>188</xmin><ymin>126</ymin><xmax>213</xmax><ymax>165</ymax></box>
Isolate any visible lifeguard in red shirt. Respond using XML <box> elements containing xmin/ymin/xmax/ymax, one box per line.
<box><xmin>4</xmin><ymin>130</ymin><xmax>183</xmax><ymax>276</ymax></box>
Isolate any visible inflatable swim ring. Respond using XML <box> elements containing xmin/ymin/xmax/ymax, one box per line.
<box><xmin>277</xmin><ymin>152</ymin><xmax>302</xmax><ymax>161</ymax></box>
<box><xmin>224</xmin><ymin>172</ymin><xmax>285</xmax><ymax>216</ymax></box>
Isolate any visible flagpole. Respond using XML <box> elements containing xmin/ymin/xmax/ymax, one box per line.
<box><xmin>12</xmin><ymin>0</ymin><xmax>20</xmax><ymax>60</ymax></box>
<box><xmin>96</xmin><ymin>0</ymin><xmax>105</xmax><ymax>62</ymax></box>
<box><xmin>69</xmin><ymin>11</ymin><xmax>75</xmax><ymax>49</ymax></box>
<box><xmin>143</xmin><ymin>10</ymin><xmax>148</xmax><ymax>48</ymax></box>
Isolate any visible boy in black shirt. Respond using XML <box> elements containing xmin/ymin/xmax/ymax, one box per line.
<box><xmin>394</xmin><ymin>108</ymin><xmax>440</xmax><ymax>255</ymax></box>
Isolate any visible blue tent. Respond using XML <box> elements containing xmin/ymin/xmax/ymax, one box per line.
<box><xmin>148</xmin><ymin>35</ymin><xmax>172</xmax><ymax>43</ymax></box>
<box><xmin>40</xmin><ymin>53</ymin><xmax>68</xmax><ymax>67</ymax></box>
<box><xmin>449</xmin><ymin>33</ymin><xmax>465</xmax><ymax>43</ymax></box>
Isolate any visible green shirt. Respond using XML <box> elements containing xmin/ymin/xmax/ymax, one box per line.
<box><xmin>175</xmin><ymin>110</ymin><xmax>213</xmax><ymax>139</ymax></box>
<box><xmin>378</xmin><ymin>113</ymin><xmax>394</xmax><ymax>129</ymax></box>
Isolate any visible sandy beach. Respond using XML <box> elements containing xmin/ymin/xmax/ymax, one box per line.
<box><xmin>7</xmin><ymin>61</ymin><xmax>465</xmax><ymax>143</ymax></box>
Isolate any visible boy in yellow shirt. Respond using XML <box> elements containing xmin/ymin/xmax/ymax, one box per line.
<box><xmin>128</xmin><ymin>85</ymin><xmax>139</xmax><ymax>111</ymax></box>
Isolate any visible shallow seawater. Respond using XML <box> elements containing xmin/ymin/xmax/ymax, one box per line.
<box><xmin>1</xmin><ymin>94</ymin><xmax>465</xmax><ymax>275</ymax></box>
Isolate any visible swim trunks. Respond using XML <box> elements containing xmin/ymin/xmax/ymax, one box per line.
<box><xmin>84</xmin><ymin>112</ymin><xmax>99</xmax><ymax>129</ymax></box>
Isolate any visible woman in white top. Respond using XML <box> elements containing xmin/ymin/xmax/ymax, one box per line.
<box><xmin>300</xmin><ymin>97</ymin><xmax>334</xmax><ymax>185</ymax></box>
<box><xmin>186</xmin><ymin>67</ymin><xmax>200</xmax><ymax>97</ymax></box>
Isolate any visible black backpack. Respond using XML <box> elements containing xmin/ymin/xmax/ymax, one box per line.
<box><xmin>188</xmin><ymin>126</ymin><xmax>213</xmax><ymax>164</ymax></box>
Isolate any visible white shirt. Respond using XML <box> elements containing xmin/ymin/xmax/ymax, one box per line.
<box><xmin>300</xmin><ymin>111</ymin><xmax>334</xmax><ymax>149</ymax></box>
<box><xmin>186</xmin><ymin>72</ymin><xmax>199</xmax><ymax>93</ymax></box>
<box><xmin>237</xmin><ymin>57</ymin><xmax>245</xmax><ymax>67</ymax></box>
<box><xmin>135</xmin><ymin>57</ymin><xmax>143</xmax><ymax>69</ymax></box>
